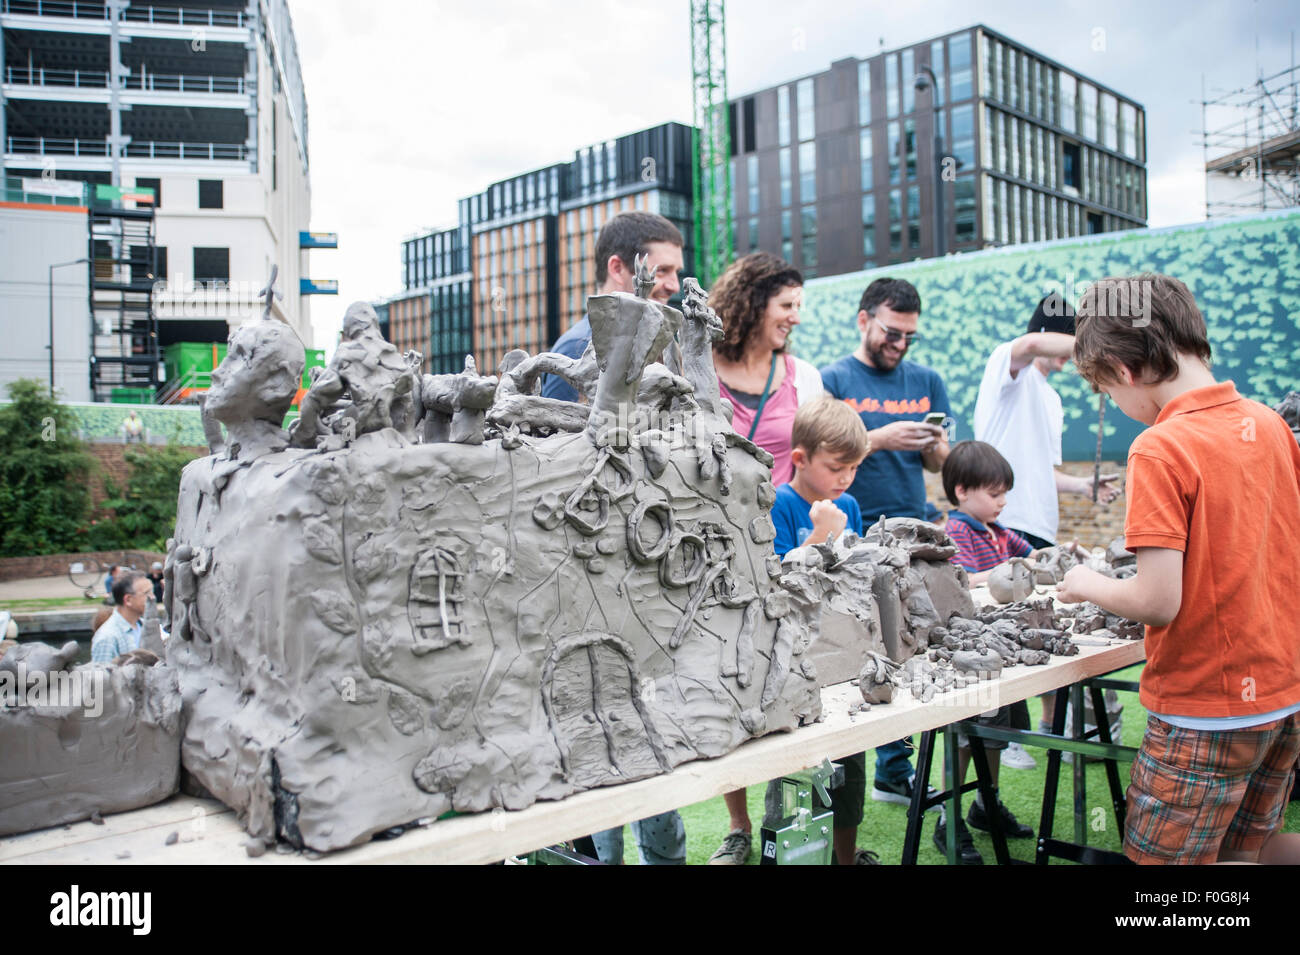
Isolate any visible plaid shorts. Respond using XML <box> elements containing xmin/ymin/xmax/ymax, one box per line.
<box><xmin>1124</xmin><ymin>712</ymin><xmax>1300</xmax><ymax>865</ymax></box>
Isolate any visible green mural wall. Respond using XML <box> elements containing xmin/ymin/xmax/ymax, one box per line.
<box><xmin>790</xmin><ymin>210</ymin><xmax>1300</xmax><ymax>460</ymax></box>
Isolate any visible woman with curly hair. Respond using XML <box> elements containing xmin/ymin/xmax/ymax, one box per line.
<box><xmin>711</xmin><ymin>252</ymin><xmax>824</xmax><ymax>485</ymax></box>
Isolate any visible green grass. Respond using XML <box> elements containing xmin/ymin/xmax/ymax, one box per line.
<box><xmin>0</xmin><ymin>596</ymin><xmax>102</xmax><ymax>614</ymax></box>
<box><xmin>611</xmin><ymin>664</ymin><xmax>1299</xmax><ymax>864</ymax></box>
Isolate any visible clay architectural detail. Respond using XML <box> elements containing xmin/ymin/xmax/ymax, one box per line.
<box><xmin>164</xmin><ymin>278</ymin><xmax>831</xmax><ymax>853</ymax></box>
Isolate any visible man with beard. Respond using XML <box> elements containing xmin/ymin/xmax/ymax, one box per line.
<box><xmin>820</xmin><ymin>277</ymin><xmax>951</xmax><ymax>813</ymax></box>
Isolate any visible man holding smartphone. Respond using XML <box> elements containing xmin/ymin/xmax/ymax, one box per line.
<box><xmin>820</xmin><ymin>277</ymin><xmax>951</xmax><ymax>811</ymax></box>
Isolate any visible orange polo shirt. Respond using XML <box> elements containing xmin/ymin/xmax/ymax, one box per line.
<box><xmin>1124</xmin><ymin>381</ymin><xmax>1300</xmax><ymax>717</ymax></box>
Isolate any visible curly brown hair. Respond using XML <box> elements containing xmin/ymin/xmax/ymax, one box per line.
<box><xmin>709</xmin><ymin>252</ymin><xmax>803</xmax><ymax>363</ymax></box>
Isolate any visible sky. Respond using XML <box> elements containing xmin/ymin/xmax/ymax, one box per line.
<box><xmin>291</xmin><ymin>0</ymin><xmax>1299</xmax><ymax>348</ymax></box>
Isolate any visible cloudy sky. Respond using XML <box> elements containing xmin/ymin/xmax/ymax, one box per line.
<box><xmin>291</xmin><ymin>0</ymin><xmax>1298</xmax><ymax>346</ymax></box>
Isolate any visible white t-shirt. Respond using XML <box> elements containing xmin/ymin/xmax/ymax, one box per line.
<box><xmin>973</xmin><ymin>341</ymin><xmax>1063</xmax><ymax>544</ymax></box>
<box><xmin>791</xmin><ymin>355</ymin><xmax>826</xmax><ymax>406</ymax></box>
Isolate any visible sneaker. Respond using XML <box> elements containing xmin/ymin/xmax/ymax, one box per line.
<box><xmin>966</xmin><ymin>798</ymin><xmax>1034</xmax><ymax>839</ymax></box>
<box><xmin>871</xmin><ymin>776</ymin><xmax>942</xmax><ymax>812</ymax></box>
<box><xmin>707</xmin><ymin>828</ymin><xmax>752</xmax><ymax>865</ymax></box>
<box><xmin>853</xmin><ymin>848</ymin><xmax>881</xmax><ymax>865</ymax></box>
<box><xmin>933</xmin><ymin>815</ymin><xmax>983</xmax><ymax>864</ymax></box>
<box><xmin>1001</xmin><ymin>742</ymin><xmax>1037</xmax><ymax>770</ymax></box>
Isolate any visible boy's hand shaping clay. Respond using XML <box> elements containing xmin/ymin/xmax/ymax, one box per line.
<box><xmin>1055</xmin><ymin>564</ymin><xmax>1102</xmax><ymax>604</ymax></box>
<box><xmin>806</xmin><ymin>499</ymin><xmax>847</xmax><ymax>545</ymax></box>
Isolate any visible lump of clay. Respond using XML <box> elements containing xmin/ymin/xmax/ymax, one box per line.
<box><xmin>951</xmin><ymin>648</ymin><xmax>1003</xmax><ymax>677</ymax></box>
<box><xmin>987</xmin><ymin>557</ymin><xmax>1035</xmax><ymax>604</ymax></box>
<box><xmin>857</xmin><ymin>652</ymin><xmax>894</xmax><ymax>705</ymax></box>
<box><xmin>0</xmin><ymin>644</ymin><xmax>182</xmax><ymax>836</ymax></box>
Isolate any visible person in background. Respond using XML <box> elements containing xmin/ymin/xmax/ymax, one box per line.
<box><xmin>821</xmin><ymin>277</ymin><xmax>949</xmax><ymax>813</ymax></box>
<box><xmin>90</xmin><ymin>570</ymin><xmax>151</xmax><ymax>663</ymax></box>
<box><xmin>148</xmin><ymin>561</ymin><xmax>165</xmax><ymax>603</ymax></box>
<box><xmin>710</xmin><ymin>252</ymin><xmax>824</xmax><ymax>485</ymax></box>
<box><xmin>707</xmin><ymin>252</ymin><xmax>823</xmax><ymax>864</ymax></box>
<box><xmin>935</xmin><ymin>440</ymin><xmax>1039</xmax><ymax>863</ymax></box>
<box><xmin>103</xmin><ymin>564</ymin><xmax>120</xmax><ymax>603</ymax></box>
<box><xmin>541</xmin><ymin>211</ymin><xmax>684</xmax><ymax>403</ymax></box>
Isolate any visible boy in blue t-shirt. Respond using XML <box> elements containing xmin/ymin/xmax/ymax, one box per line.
<box><xmin>710</xmin><ymin>397</ymin><xmax>875</xmax><ymax>865</ymax></box>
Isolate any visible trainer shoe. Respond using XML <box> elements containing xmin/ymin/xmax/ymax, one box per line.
<box><xmin>966</xmin><ymin>797</ymin><xmax>1034</xmax><ymax>839</ymax></box>
<box><xmin>933</xmin><ymin>815</ymin><xmax>983</xmax><ymax>865</ymax></box>
<box><xmin>871</xmin><ymin>776</ymin><xmax>942</xmax><ymax>812</ymax></box>
<box><xmin>707</xmin><ymin>828</ymin><xmax>752</xmax><ymax>865</ymax></box>
<box><xmin>1001</xmin><ymin>742</ymin><xmax>1037</xmax><ymax>770</ymax></box>
<box><xmin>853</xmin><ymin>848</ymin><xmax>881</xmax><ymax>865</ymax></box>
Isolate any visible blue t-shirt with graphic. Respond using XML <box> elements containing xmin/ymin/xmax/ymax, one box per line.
<box><xmin>819</xmin><ymin>354</ymin><xmax>951</xmax><ymax>522</ymax></box>
<box><xmin>770</xmin><ymin>483</ymin><xmax>863</xmax><ymax>558</ymax></box>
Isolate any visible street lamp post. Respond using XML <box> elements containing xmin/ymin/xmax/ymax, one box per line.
<box><xmin>914</xmin><ymin>67</ymin><xmax>946</xmax><ymax>258</ymax></box>
<box><xmin>48</xmin><ymin>258</ymin><xmax>91</xmax><ymax>398</ymax></box>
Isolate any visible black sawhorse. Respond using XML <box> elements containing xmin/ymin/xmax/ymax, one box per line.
<box><xmin>901</xmin><ymin>672</ymin><xmax>1139</xmax><ymax>864</ymax></box>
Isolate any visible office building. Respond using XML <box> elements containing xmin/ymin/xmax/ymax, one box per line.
<box><xmin>728</xmin><ymin>25</ymin><xmax>1147</xmax><ymax>277</ymax></box>
<box><xmin>2</xmin><ymin>0</ymin><xmax>325</xmax><ymax>400</ymax></box>
<box><xmin>387</xmin><ymin>121</ymin><xmax>693</xmax><ymax>376</ymax></box>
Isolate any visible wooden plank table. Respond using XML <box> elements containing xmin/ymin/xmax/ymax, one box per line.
<box><xmin>1</xmin><ymin>639</ymin><xmax>1144</xmax><ymax>865</ymax></box>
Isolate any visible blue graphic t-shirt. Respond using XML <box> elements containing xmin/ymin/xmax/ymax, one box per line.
<box><xmin>770</xmin><ymin>483</ymin><xmax>863</xmax><ymax>558</ymax></box>
<box><xmin>819</xmin><ymin>354</ymin><xmax>951</xmax><ymax>522</ymax></box>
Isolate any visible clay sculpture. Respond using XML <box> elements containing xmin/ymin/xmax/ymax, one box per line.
<box><xmin>0</xmin><ymin>639</ymin><xmax>181</xmax><ymax>836</ymax></box>
<box><xmin>165</xmin><ymin>275</ymin><xmax>829</xmax><ymax>853</ymax></box>
<box><xmin>987</xmin><ymin>556</ymin><xmax>1036</xmax><ymax>603</ymax></box>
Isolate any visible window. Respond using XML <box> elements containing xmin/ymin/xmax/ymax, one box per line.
<box><xmin>1079</xmin><ymin>81</ymin><xmax>1097</xmax><ymax>141</ymax></box>
<box><xmin>748</xmin><ymin>216</ymin><xmax>759</xmax><ymax>252</ymax></box>
<box><xmin>1062</xmin><ymin>142</ymin><xmax>1081</xmax><ymax>192</ymax></box>
<box><xmin>860</xmin><ymin>130</ymin><xmax>874</xmax><ymax>191</ymax></box>
<box><xmin>902</xmin><ymin>49</ymin><xmax>916</xmax><ymax>115</ymax></box>
<box><xmin>1120</xmin><ymin>102</ymin><xmax>1138</xmax><ymax>159</ymax></box>
<box><xmin>907</xmin><ymin>185</ymin><xmax>920</xmax><ymax>250</ymax></box>
<box><xmin>198</xmin><ymin>179</ymin><xmax>223</xmax><ymax>209</ymax></box>
<box><xmin>747</xmin><ymin>154</ymin><xmax>759</xmax><ymax>214</ymax></box>
<box><xmin>886</xmin><ymin>53</ymin><xmax>899</xmax><ymax>119</ymax></box>
<box><xmin>797</xmin><ymin>77</ymin><xmax>815</xmax><ymax>141</ymax></box>
<box><xmin>889</xmin><ymin>189</ymin><xmax>902</xmax><ymax>252</ymax></box>
<box><xmin>778</xmin><ymin>85</ymin><xmax>791</xmax><ymax>146</ymax></box>
<box><xmin>801</xmin><ymin>204</ymin><xmax>817</xmax><ymax>271</ymax></box>
<box><xmin>1060</xmin><ymin>73</ymin><xmax>1077</xmax><ymax>133</ymax></box>
<box><xmin>950</xmin><ymin>31</ymin><xmax>972</xmax><ymax>101</ymax></box>
<box><xmin>862</xmin><ymin>193</ymin><xmax>876</xmax><ymax>261</ymax></box>
<box><xmin>930</xmin><ymin>40</ymin><xmax>946</xmax><ymax>106</ymax></box>
<box><xmin>904</xmin><ymin>119</ymin><xmax>916</xmax><ymax>180</ymax></box>
<box><xmin>858</xmin><ymin>60</ymin><xmax>872</xmax><ymax>126</ymax></box>
<box><xmin>888</xmin><ymin>123</ymin><xmax>901</xmax><ymax>184</ymax></box>
<box><xmin>743</xmin><ymin>97</ymin><xmax>757</xmax><ymax>153</ymax></box>
<box><xmin>1087</xmin><ymin>212</ymin><xmax>1103</xmax><ymax>234</ymax></box>
<box><xmin>193</xmin><ymin>247</ymin><xmax>230</xmax><ymax>285</ymax></box>
<box><xmin>799</xmin><ymin>141</ymin><xmax>816</xmax><ymax>202</ymax></box>
<box><xmin>135</xmin><ymin>177</ymin><xmax>161</xmax><ymax>208</ymax></box>
<box><xmin>779</xmin><ymin>147</ymin><xmax>791</xmax><ymax>206</ymax></box>
<box><xmin>951</xmin><ymin>104</ymin><xmax>974</xmax><ymax>174</ymax></box>
<box><xmin>781</xmin><ymin>209</ymin><xmax>792</xmax><ymax>260</ymax></box>
<box><xmin>1100</xmin><ymin>91</ymin><xmax>1118</xmax><ymax>151</ymax></box>
<box><xmin>954</xmin><ymin>177</ymin><xmax>976</xmax><ymax>243</ymax></box>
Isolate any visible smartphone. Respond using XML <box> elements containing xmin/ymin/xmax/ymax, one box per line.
<box><xmin>923</xmin><ymin>412</ymin><xmax>946</xmax><ymax>427</ymax></box>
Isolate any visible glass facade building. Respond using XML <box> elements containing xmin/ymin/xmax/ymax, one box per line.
<box><xmin>728</xmin><ymin>25</ymin><xmax>1146</xmax><ymax>277</ymax></box>
<box><xmin>383</xmin><ymin>122</ymin><xmax>694</xmax><ymax>377</ymax></box>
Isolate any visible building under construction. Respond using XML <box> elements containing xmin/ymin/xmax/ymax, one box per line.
<box><xmin>1202</xmin><ymin>58</ymin><xmax>1300</xmax><ymax>219</ymax></box>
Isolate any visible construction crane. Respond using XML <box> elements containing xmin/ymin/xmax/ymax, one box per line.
<box><xmin>690</xmin><ymin>0</ymin><xmax>734</xmax><ymax>286</ymax></box>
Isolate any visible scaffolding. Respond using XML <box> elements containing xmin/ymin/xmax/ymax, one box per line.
<box><xmin>690</xmin><ymin>0</ymin><xmax>733</xmax><ymax>286</ymax></box>
<box><xmin>88</xmin><ymin>203</ymin><xmax>161</xmax><ymax>403</ymax></box>
<box><xmin>1200</xmin><ymin>43</ymin><xmax>1300</xmax><ymax>219</ymax></box>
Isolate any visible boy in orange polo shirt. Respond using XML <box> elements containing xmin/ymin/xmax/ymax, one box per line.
<box><xmin>1057</xmin><ymin>273</ymin><xmax>1300</xmax><ymax>865</ymax></box>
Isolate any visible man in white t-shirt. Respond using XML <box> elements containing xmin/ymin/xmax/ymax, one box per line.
<box><xmin>973</xmin><ymin>293</ymin><xmax>1120</xmax><ymax>766</ymax></box>
<box><xmin>974</xmin><ymin>293</ymin><xmax>1119</xmax><ymax>549</ymax></box>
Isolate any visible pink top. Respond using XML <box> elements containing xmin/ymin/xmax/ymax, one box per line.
<box><xmin>719</xmin><ymin>355</ymin><xmax>801</xmax><ymax>485</ymax></box>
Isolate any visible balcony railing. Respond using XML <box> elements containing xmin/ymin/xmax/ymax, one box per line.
<box><xmin>4</xmin><ymin>66</ymin><xmax>245</xmax><ymax>95</ymax></box>
<box><xmin>2</xmin><ymin>1</ymin><xmax>247</xmax><ymax>28</ymax></box>
<box><xmin>4</xmin><ymin>65</ymin><xmax>109</xmax><ymax>87</ymax></box>
<box><xmin>6</xmin><ymin>135</ymin><xmax>247</xmax><ymax>161</ymax></box>
<box><xmin>123</xmin><ymin>140</ymin><xmax>247</xmax><ymax>160</ymax></box>
<box><xmin>123</xmin><ymin>71</ymin><xmax>245</xmax><ymax>94</ymax></box>
<box><xmin>6</xmin><ymin>135</ymin><xmax>109</xmax><ymax>156</ymax></box>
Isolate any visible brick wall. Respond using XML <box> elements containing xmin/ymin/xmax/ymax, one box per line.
<box><xmin>923</xmin><ymin>459</ymin><xmax>1127</xmax><ymax>550</ymax></box>
<box><xmin>86</xmin><ymin>444</ymin><xmax>207</xmax><ymax>508</ymax></box>
<box><xmin>0</xmin><ymin>549</ymin><xmax>166</xmax><ymax>582</ymax></box>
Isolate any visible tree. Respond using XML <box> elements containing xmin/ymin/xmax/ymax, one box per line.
<box><xmin>91</xmin><ymin>438</ymin><xmax>197</xmax><ymax>552</ymax></box>
<box><xmin>0</xmin><ymin>379</ymin><xmax>96</xmax><ymax>557</ymax></box>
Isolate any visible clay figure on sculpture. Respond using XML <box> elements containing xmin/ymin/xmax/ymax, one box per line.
<box><xmin>291</xmin><ymin>301</ymin><xmax>421</xmax><ymax>448</ymax></box>
<box><xmin>987</xmin><ymin>556</ymin><xmax>1037</xmax><ymax>604</ymax></box>
<box><xmin>420</xmin><ymin>355</ymin><xmax>499</xmax><ymax>444</ymax></box>
<box><xmin>205</xmin><ymin>315</ymin><xmax>306</xmax><ymax>459</ymax></box>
